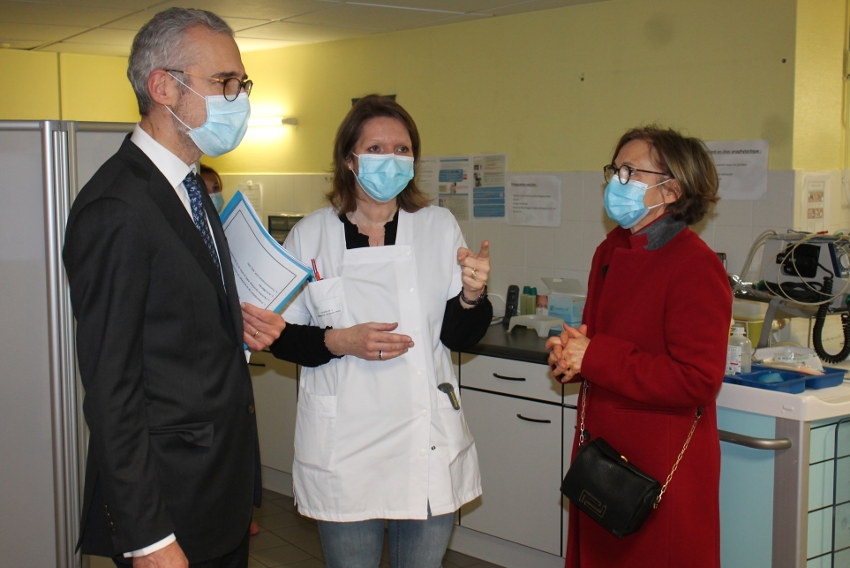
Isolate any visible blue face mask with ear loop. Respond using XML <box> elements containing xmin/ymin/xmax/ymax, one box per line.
<box><xmin>164</xmin><ymin>73</ymin><xmax>251</xmax><ymax>157</ymax></box>
<box><xmin>603</xmin><ymin>177</ymin><xmax>672</xmax><ymax>229</ymax></box>
<box><xmin>210</xmin><ymin>192</ymin><xmax>225</xmax><ymax>213</ymax></box>
<box><xmin>352</xmin><ymin>153</ymin><xmax>415</xmax><ymax>202</ymax></box>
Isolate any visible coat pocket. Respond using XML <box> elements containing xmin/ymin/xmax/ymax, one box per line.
<box><xmin>305</xmin><ymin>277</ymin><xmax>346</xmax><ymax>328</ymax></box>
<box><xmin>295</xmin><ymin>390</ymin><xmax>337</xmax><ymax>470</ymax></box>
<box><xmin>149</xmin><ymin>421</ymin><xmax>214</xmax><ymax>447</ymax></box>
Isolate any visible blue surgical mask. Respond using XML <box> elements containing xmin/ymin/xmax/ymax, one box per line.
<box><xmin>352</xmin><ymin>153</ymin><xmax>415</xmax><ymax>202</ymax></box>
<box><xmin>603</xmin><ymin>177</ymin><xmax>671</xmax><ymax>229</ymax></box>
<box><xmin>165</xmin><ymin>74</ymin><xmax>251</xmax><ymax>157</ymax></box>
<box><xmin>210</xmin><ymin>192</ymin><xmax>225</xmax><ymax>213</ymax></box>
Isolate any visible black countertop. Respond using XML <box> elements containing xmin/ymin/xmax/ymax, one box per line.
<box><xmin>461</xmin><ymin>322</ymin><xmax>551</xmax><ymax>365</ymax></box>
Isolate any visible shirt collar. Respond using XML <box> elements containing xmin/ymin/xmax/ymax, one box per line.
<box><xmin>130</xmin><ymin>124</ymin><xmax>194</xmax><ymax>188</ymax></box>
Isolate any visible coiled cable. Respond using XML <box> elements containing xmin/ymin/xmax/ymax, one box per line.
<box><xmin>812</xmin><ymin>276</ymin><xmax>850</xmax><ymax>363</ymax></box>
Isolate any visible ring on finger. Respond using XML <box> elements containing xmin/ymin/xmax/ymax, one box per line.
<box><xmin>471</xmin><ymin>267</ymin><xmax>477</xmax><ymax>276</ymax></box>
<box><xmin>254</xmin><ymin>330</ymin><xmax>260</xmax><ymax>338</ymax></box>
<box><xmin>378</xmin><ymin>350</ymin><xmax>383</xmax><ymax>360</ymax></box>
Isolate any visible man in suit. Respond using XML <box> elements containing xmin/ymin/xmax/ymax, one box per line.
<box><xmin>63</xmin><ymin>8</ymin><xmax>284</xmax><ymax>567</ymax></box>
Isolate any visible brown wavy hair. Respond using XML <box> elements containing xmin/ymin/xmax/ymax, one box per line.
<box><xmin>327</xmin><ymin>94</ymin><xmax>431</xmax><ymax>214</ymax></box>
<box><xmin>611</xmin><ymin>125</ymin><xmax>719</xmax><ymax>225</ymax></box>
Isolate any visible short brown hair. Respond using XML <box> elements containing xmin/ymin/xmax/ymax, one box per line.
<box><xmin>327</xmin><ymin>94</ymin><xmax>430</xmax><ymax>214</ymax></box>
<box><xmin>611</xmin><ymin>125</ymin><xmax>719</xmax><ymax>225</ymax></box>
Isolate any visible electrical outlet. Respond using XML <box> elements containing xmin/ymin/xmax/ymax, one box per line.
<box><xmin>802</xmin><ymin>172</ymin><xmax>830</xmax><ymax>233</ymax></box>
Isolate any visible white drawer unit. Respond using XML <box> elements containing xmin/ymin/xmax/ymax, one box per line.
<box><xmin>248</xmin><ymin>351</ymin><xmax>298</xmax><ymax>478</ymax></box>
<box><xmin>460</xmin><ymin>388</ymin><xmax>564</xmax><ymax>555</ymax></box>
<box><xmin>455</xmin><ymin>352</ymin><xmax>574</xmax><ymax>566</ymax></box>
<box><xmin>459</xmin><ymin>352</ymin><xmax>563</xmax><ymax>404</ymax></box>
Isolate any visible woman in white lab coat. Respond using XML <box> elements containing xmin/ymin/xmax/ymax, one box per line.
<box><xmin>260</xmin><ymin>94</ymin><xmax>492</xmax><ymax>567</ymax></box>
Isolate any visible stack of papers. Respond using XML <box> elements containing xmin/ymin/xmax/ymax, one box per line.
<box><xmin>220</xmin><ymin>191</ymin><xmax>311</xmax><ymax>312</ymax></box>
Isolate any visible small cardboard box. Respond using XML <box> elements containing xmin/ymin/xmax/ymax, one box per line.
<box><xmin>548</xmin><ymin>292</ymin><xmax>585</xmax><ymax>327</ymax></box>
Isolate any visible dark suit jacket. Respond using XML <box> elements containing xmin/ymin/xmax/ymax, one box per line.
<box><xmin>63</xmin><ymin>135</ymin><xmax>261</xmax><ymax>562</ymax></box>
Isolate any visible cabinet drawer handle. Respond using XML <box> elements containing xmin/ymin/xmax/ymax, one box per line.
<box><xmin>516</xmin><ymin>413</ymin><xmax>551</xmax><ymax>424</ymax></box>
<box><xmin>719</xmin><ymin>429</ymin><xmax>792</xmax><ymax>451</ymax></box>
<box><xmin>493</xmin><ymin>372</ymin><xmax>526</xmax><ymax>382</ymax></box>
<box><xmin>248</xmin><ymin>362</ymin><xmax>266</xmax><ymax>368</ymax></box>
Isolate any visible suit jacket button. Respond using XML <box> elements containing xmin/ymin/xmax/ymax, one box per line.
<box><xmin>248</xmin><ymin>403</ymin><xmax>255</xmax><ymax>414</ymax></box>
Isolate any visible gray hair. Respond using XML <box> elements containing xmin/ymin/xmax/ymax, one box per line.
<box><xmin>127</xmin><ymin>7</ymin><xmax>234</xmax><ymax>115</ymax></box>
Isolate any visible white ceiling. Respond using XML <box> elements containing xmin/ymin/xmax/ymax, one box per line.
<box><xmin>0</xmin><ymin>0</ymin><xmax>605</xmax><ymax>57</ymax></box>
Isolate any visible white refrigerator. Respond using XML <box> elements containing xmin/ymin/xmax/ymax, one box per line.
<box><xmin>0</xmin><ymin>120</ymin><xmax>133</xmax><ymax>567</ymax></box>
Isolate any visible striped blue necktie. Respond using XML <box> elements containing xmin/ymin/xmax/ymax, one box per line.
<box><xmin>183</xmin><ymin>172</ymin><xmax>222</xmax><ymax>275</ymax></box>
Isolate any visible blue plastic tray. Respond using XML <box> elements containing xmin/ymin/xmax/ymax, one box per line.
<box><xmin>724</xmin><ymin>364</ymin><xmax>847</xmax><ymax>393</ymax></box>
<box><xmin>724</xmin><ymin>366</ymin><xmax>806</xmax><ymax>394</ymax></box>
<box><xmin>805</xmin><ymin>366</ymin><xmax>846</xmax><ymax>389</ymax></box>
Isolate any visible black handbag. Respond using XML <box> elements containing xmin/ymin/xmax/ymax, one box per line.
<box><xmin>561</xmin><ymin>381</ymin><xmax>701</xmax><ymax>538</ymax></box>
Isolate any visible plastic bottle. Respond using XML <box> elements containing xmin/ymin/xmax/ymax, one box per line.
<box><xmin>520</xmin><ymin>286</ymin><xmax>535</xmax><ymax>315</ymax></box>
<box><xmin>726</xmin><ymin>326</ymin><xmax>753</xmax><ymax>375</ymax></box>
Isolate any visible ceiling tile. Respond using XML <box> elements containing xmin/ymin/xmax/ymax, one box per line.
<box><xmin>61</xmin><ymin>27</ymin><xmax>138</xmax><ymax>47</ymax></box>
<box><xmin>0</xmin><ymin>22</ymin><xmax>87</xmax><ymax>43</ymax></box>
<box><xmin>483</xmin><ymin>0</ymin><xmax>607</xmax><ymax>16</ymax></box>
<box><xmin>233</xmin><ymin>37</ymin><xmax>301</xmax><ymax>53</ymax></box>
<box><xmin>286</xmin><ymin>3</ymin><xmax>483</xmax><ymax>31</ymax></box>
<box><xmin>0</xmin><ymin>3</ymin><xmax>133</xmax><ymax>26</ymax></box>
<box><xmin>236</xmin><ymin>20</ymin><xmax>373</xmax><ymax>44</ymax></box>
<box><xmin>0</xmin><ymin>0</ymin><xmax>607</xmax><ymax>56</ymax></box>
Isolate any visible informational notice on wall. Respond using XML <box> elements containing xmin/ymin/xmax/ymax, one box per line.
<box><xmin>418</xmin><ymin>154</ymin><xmax>507</xmax><ymax>220</ymax></box>
<box><xmin>507</xmin><ymin>175</ymin><xmax>561</xmax><ymax>227</ymax></box>
<box><xmin>705</xmin><ymin>139</ymin><xmax>768</xmax><ymax>200</ymax></box>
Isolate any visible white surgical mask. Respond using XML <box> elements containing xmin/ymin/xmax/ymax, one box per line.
<box><xmin>165</xmin><ymin>73</ymin><xmax>250</xmax><ymax>157</ymax></box>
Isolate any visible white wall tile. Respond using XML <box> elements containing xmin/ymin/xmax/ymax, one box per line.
<box><xmin>219</xmin><ymin>169</ymin><xmax>799</xmax><ymax>299</ymax></box>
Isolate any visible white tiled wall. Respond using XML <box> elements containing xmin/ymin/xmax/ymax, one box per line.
<box><xmin>460</xmin><ymin>170</ymin><xmax>798</xmax><ymax>309</ymax></box>
<box><xmin>219</xmin><ymin>172</ymin><xmax>331</xmax><ymax>220</ymax></box>
<box><xmin>220</xmin><ymin>169</ymin><xmax>845</xmax><ymax>336</ymax></box>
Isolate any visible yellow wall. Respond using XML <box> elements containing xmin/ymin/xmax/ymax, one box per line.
<box><xmin>0</xmin><ymin>51</ymin><xmax>136</xmax><ymax>122</ymax></box>
<box><xmin>58</xmin><ymin>53</ymin><xmax>138</xmax><ymax>122</ymax></box>
<box><xmin>1</xmin><ymin>0</ymin><xmax>847</xmax><ymax>175</ymax></box>
<box><xmin>216</xmin><ymin>0</ymin><xmax>801</xmax><ymax>173</ymax></box>
<box><xmin>793</xmin><ymin>0</ymin><xmax>847</xmax><ymax>170</ymax></box>
<box><xmin>0</xmin><ymin>50</ymin><xmax>60</xmax><ymax>119</ymax></box>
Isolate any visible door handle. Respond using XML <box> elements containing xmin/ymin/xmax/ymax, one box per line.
<box><xmin>719</xmin><ymin>429</ymin><xmax>792</xmax><ymax>451</ymax></box>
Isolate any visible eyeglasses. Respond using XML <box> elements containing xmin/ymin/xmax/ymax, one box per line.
<box><xmin>165</xmin><ymin>69</ymin><xmax>253</xmax><ymax>101</ymax></box>
<box><xmin>603</xmin><ymin>163</ymin><xmax>670</xmax><ymax>185</ymax></box>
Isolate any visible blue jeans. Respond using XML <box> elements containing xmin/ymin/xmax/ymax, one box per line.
<box><xmin>316</xmin><ymin>509</ymin><xmax>455</xmax><ymax>568</ymax></box>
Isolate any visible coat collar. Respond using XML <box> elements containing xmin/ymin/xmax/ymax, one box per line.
<box><xmin>629</xmin><ymin>214</ymin><xmax>686</xmax><ymax>251</ymax></box>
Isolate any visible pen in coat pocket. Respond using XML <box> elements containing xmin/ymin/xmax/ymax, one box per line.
<box><xmin>311</xmin><ymin>258</ymin><xmax>321</xmax><ymax>281</ymax></box>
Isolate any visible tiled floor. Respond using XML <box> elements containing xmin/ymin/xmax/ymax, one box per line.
<box><xmin>248</xmin><ymin>489</ymin><xmax>505</xmax><ymax>568</ymax></box>
<box><xmin>85</xmin><ymin>489</ymin><xmax>505</xmax><ymax>568</ymax></box>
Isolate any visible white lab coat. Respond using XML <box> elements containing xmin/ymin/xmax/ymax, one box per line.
<box><xmin>282</xmin><ymin>205</ymin><xmax>482</xmax><ymax>522</ymax></box>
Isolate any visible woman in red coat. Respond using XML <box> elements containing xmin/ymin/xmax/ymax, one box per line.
<box><xmin>547</xmin><ymin>126</ymin><xmax>732</xmax><ymax>567</ymax></box>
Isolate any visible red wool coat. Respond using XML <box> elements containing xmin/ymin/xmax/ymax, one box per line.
<box><xmin>565</xmin><ymin>219</ymin><xmax>732</xmax><ymax>568</ymax></box>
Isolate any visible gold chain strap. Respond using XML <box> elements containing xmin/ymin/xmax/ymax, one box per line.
<box><xmin>576</xmin><ymin>380</ymin><xmax>702</xmax><ymax>509</ymax></box>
